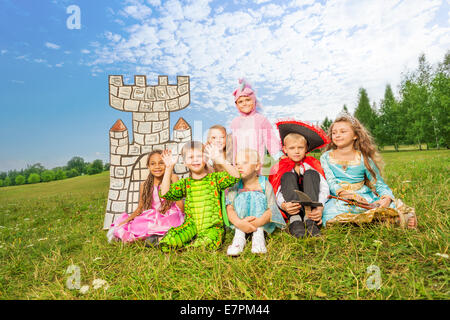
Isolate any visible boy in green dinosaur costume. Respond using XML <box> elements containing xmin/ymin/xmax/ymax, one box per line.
<box><xmin>159</xmin><ymin>141</ymin><xmax>240</xmax><ymax>251</ymax></box>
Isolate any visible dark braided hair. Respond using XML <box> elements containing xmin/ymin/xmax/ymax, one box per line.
<box><xmin>140</xmin><ymin>150</ymin><xmax>174</xmax><ymax>215</ymax></box>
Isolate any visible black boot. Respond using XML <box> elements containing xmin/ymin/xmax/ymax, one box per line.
<box><xmin>305</xmin><ymin>219</ymin><xmax>321</xmax><ymax>237</ymax></box>
<box><xmin>288</xmin><ymin>220</ymin><xmax>306</xmax><ymax>238</ymax></box>
<box><xmin>145</xmin><ymin>235</ymin><xmax>160</xmax><ymax>248</ymax></box>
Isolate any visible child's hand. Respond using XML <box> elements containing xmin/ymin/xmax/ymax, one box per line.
<box><xmin>205</xmin><ymin>143</ymin><xmax>225</xmax><ymax>164</ymax></box>
<box><xmin>281</xmin><ymin>202</ymin><xmax>301</xmax><ymax>215</ymax></box>
<box><xmin>162</xmin><ymin>149</ymin><xmax>177</xmax><ymax>168</ymax></box>
<box><xmin>373</xmin><ymin>197</ymin><xmax>391</xmax><ymax>208</ymax></box>
<box><xmin>237</xmin><ymin>217</ymin><xmax>257</xmax><ymax>233</ymax></box>
<box><xmin>339</xmin><ymin>191</ymin><xmax>368</xmax><ymax>204</ymax></box>
<box><xmin>308</xmin><ymin>207</ymin><xmax>323</xmax><ymax>225</ymax></box>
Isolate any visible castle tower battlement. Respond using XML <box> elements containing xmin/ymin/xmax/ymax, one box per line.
<box><xmin>104</xmin><ymin>75</ymin><xmax>192</xmax><ymax>229</ymax></box>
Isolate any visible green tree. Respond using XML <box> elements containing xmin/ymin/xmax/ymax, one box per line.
<box><xmin>103</xmin><ymin>163</ymin><xmax>110</xmax><ymax>171</ymax></box>
<box><xmin>15</xmin><ymin>175</ymin><xmax>26</xmax><ymax>185</ymax></box>
<box><xmin>54</xmin><ymin>169</ymin><xmax>67</xmax><ymax>180</ymax></box>
<box><xmin>429</xmin><ymin>51</ymin><xmax>450</xmax><ymax>148</ymax></box>
<box><xmin>67</xmin><ymin>156</ymin><xmax>86</xmax><ymax>175</ymax></box>
<box><xmin>374</xmin><ymin>84</ymin><xmax>405</xmax><ymax>151</ymax></box>
<box><xmin>0</xmin><ymin>179</ymin><xmax>3</xmax><ymax>187</ymax></box>
<box><xmin>91</xmin><ymin>159</ymin><xmax>104</xmax><ymax>173</ymax></box>
<box><xmin>27</xmin><ymin>173</ymin><xmax>41</xmax><ymax>184</ymax></box>
<box><xmin>400</xmin><ymin>54</ymin><xmax>433</xmax><ymax>150</ymax></box>
<box><xmin>41</xmin><ymin>170</ymin><xmax>56</xmax><ymax>182</ymax></box>
<box><xmin>354</xmin><ymin>88</ymin><xmax>377</xmax><ymax>134</ymax></box>
<box><xmin>23</xmin><ymin>163</ymin><xmax>45</xmax><ymax>180</ymax></box>
<box><xmin>4</xmin><ymin>177</ymin><xmax>11</xmax><ymax>186</ymax></box>
<box><xmin>66</xmin><ymin>168</ymin><xmax>79</xmax><ymax>178</ymax></box>
<box><xmin>321</xmin><ymin>116</ymin><xmax>332</xmax><ymax>133</ymax></box>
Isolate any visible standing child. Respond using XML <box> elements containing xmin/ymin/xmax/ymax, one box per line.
<box><xmin>226</xmin><ymin>149</ymin><xmax>286</xmax><ymax>256</ymax></box>
<box><xmin>230</xmin><ymin>79</ymin><xmax>284</xmax><ymax>168</ymax></box>
<box><xmin>320</xmin><ymin>112</ymin><xmax>417</xmax><ymax>228</ymax></box>
<box><xmin>206</xmin><ymin>125</ymin><xmax>234</xmax><ymax>227</ymax></box>
<box><xmin>206</xmin><ymin>124</ymin><xmax>233</xmax><ymax>173</ymax></box>
<box><xmin>107</xmin><ymin>150</ymin><xmax>185</xmax><ymax>244</ymax></box>
<box><xmin>158</xmin><ymin>141</ymin><xmax>240</xmax><ymax>251</ymax></box>
<box><xmin>269</xmin><ymin>120</ymin><xmax>330</xmax><ymax>238</ymax></box>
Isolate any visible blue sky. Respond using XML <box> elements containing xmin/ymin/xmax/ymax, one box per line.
<box><xmin>0</xmin><ymin>0</ymin><xmax>448</xmax><ymax>171</ymax></box>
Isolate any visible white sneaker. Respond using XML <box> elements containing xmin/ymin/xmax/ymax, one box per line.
<box><xmin>251</xmin><ymin>227</ymin><xmax>267</xmax><ymax>254</ymax></box>
<box><xmin>227</xmin><ymin>228</ymin><xmax>246</xmax><ymax>256</ymax></box>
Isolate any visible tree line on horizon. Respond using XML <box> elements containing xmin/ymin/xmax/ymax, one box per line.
<box><xmin>0</xmin><ymin>157</ymin><xmax>109</xmax><ymax>188</ymax></box>
<box><xmin>1</xmin><ymin>53</ymin><xmax>448</xmax><ymax>188</ymax></box>
<box><xmin>321</xmin><ymin>52</ymin><xmax>449</xmax><ymax>151</ymax></box>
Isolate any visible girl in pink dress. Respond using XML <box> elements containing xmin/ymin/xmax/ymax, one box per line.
<box><xmin>230</xmin><ymin>79</ymin><xmax>284</xmax><ymax>171</ymax></box>
<box><xmin>108</xmin><ymin>150</ymin><xmax>185</xmax><ymax>244</ymax></box>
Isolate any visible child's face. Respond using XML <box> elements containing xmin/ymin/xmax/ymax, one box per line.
<box><xmin>235</xmin><ymin>96</ymin><xmax>255</xmax><ymax>114</ymax></box>
<box><xmin>208</xmin><ymin>129</ymin><xmax>226</xmax><ymax>151</ymax></box>
<box><xmin>235</xmin><ymin>153</ymin><xmax>260</xmax><ymax>179</ymax></box>
<box><xmin>184</xmin><ymin>148</ymin><xmax>206</xmax><ymax>174</ymax></box>
<box><xmin>283</xmin><ymin>137</ymin><xmax>307</xmax><ymax>162</ymax></box>
<box><xmin>331</xmin><ymin>121</ymin><xmax>357</xmax><ymax>148</ymax></box>
<box><xmin>148</xmin><ymin>153</ymin><xmax>165</xmax><ymax>179</ymax></box>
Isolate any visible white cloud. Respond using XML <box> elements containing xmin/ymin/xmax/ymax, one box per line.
<box><xmin>45</xmin><ymin>42</ymin><xmax>60</xmax><ymax>49</ymax></box>
<box><xmin>89</xmin><ymin>0</ymin><xmax>449</xmax><ymax>124</ymax></box>
<box><xmin>121</xmin><ymin>1</ymin><xmax>152</xmax><ymax>21</ymax></box>
<box><xmin>1</xmin><ymin>50</ymin><xmax>7</xmax><ymax>55</ymax></box>
<box><xmin>81</xmin><ymin>49</ymin><xmax>91</xmax><ymax>54</ymax></box>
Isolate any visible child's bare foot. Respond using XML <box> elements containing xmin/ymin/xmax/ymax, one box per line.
<box><xmin>407</xmin><ymin>215</ymin><xmax>417</xmax><ymax>229</ymax></box>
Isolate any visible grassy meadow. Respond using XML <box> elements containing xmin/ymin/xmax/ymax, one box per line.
<box><xmin>0</xmin><ymin>150</ymin><xmax>448</xmax><ymax>300</ymax></box>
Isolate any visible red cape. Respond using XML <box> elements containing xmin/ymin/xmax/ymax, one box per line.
<box><xmin>269</xmin><ymin>156</ymin><xmax>326</xmax><ymax>199</ymax></box>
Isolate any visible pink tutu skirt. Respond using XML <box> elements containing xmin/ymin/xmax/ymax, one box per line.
<box><xmin>110</xmin><ymin>186</ymin><xmax>184</xmax><ymax>242</ymax></box>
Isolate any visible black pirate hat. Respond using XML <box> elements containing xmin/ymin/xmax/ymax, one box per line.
<box><xmin>276</xmin><ymin>119</ymin><xmax>330</xmax><ymax>152</ymax></box>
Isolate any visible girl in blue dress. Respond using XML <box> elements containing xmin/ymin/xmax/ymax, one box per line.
<box><xmin>226</xmin><ymin>149</ymin><xmax>286</xmax><ymax>256</ymax></box>
<box><xmin>320</xmin><ymin>113</ymin><xmax>417</xmax><ymax>228</ymax></box>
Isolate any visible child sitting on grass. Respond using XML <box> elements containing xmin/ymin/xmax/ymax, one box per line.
<box><xmin>158</xmin><ymin>141</ymin><xmax>240</xmax><ymax>251</ymax></box>
<box><xmin>269</xmin><ymin>120</ymin><xmax>330</xmax><ymax>238</ymax></box>
<box><xmin>225</xmin><ymin>149</ymin><xmax>286</xmax><ymax>256</ymax></box>
<box><xmin>107</xmin><ymin>150</ymin><xmax>185</xmax><ymax>244</ymax></box>
<box><xmin>320</xmin><ymin>112</ymin><xmax>418</xmax><ymax>228</ymax></box>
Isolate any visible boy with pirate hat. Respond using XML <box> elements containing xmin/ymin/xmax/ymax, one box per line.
<box><xmin>269</xmin><ymin>120</ymin><xmax>330</xmax><ymax>238</ymax></box>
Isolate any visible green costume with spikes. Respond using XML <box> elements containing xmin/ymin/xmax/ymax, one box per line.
<box><xmin>159</xmin><ymin>171</ymin><xmax>239</xmax><ymax>251</ymax></box>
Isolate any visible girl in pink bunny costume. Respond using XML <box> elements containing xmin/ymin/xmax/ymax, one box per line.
<box><xmin>230</xmin><ymin>79</ymin><xmax>284</xmax><ymax>169</ymax></box>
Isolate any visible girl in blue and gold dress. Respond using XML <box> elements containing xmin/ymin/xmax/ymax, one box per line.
<box><xmin>320</xmin><ymin>113</ymin><xmax>417</xmax><ymax>228</ymax></box>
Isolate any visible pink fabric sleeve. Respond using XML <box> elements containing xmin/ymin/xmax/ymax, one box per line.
<box><xmin>261</xmin><ymin>116</ymin><xmax>282</xmax><ymax>159</ymax></box>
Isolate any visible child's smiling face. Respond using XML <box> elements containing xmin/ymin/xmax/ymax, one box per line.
<box><xmin>235</xmin><ymin>95</ymin><xmax>255</xmax><ymax>114</ymax></box>
<box><xmin>331</xmin><ymin>121</ymin><xmax>357</xmax><ymax>148</ymax></box>
<box><xmin>208</xmin><ymin>128</ymin><xmax>226</xmax><ymax>151</ymax></box>
<box><xmin>148</xmin><ymin>153</ymin><xmax>165</xmax><ymax>179</ymax></box>
<box><xmin>184</xmin><ymin>148</ymin><xmax>207</xmax><ymax>174</ymax></box>
<box><xmin>283</xmin><ymin>136</ymin><xmax>307</xmax><ymax>162</ymax></box>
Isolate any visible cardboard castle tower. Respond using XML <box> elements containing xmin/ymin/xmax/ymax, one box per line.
<box><xmin>103</xmin><ymin>75</ymin><xmax>192</xmax><ymax>229</ymax></box>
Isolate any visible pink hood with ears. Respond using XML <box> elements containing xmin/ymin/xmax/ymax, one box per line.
<box><xmin>232</xmin><ymin>78</ymin><xmax>259</xmax><ymax>116</ymax></box>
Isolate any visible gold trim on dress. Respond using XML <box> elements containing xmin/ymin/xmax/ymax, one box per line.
<box><xmin>329</xmin><ymin>150</ymin><xmax>361</xmax><ymax>167</ymax></box>
<box><xmin>338</xmin><ymin>181</ymin><xmax>365</xmax><ymax>192</ymax></box>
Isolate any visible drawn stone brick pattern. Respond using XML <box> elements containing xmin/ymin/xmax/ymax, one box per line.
<box><xmin>104</xmin><ymin>75</ymin><xmax>192</xmax><ymax>229</ymax></box>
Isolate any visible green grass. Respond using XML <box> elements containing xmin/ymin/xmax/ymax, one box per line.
<box><xmin>0</xmin><ymin>150</ymin><xmax>449</xmax><ymax>300</ymax></box>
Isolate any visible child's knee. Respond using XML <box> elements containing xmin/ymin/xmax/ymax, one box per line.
<box><xmin>303</xmin><ymin>170</ymin><xmax>320</xmax><ymax>183</ymax></box>
<box><xmin>281</xmin><ymin>171</ymin><xmax>298</xmax><ymax>184</ymax></box>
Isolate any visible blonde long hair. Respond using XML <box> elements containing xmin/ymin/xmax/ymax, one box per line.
<box><xmin>326</xmin><ymin>115</ymin><xmax>383</xmax><ymax>182</ymax></box>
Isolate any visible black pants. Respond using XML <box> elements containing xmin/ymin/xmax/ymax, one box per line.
<box><xmin>280</xmin><ymin>170</ymin><xmax>320</xmax><ymax>220</ymax></box>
